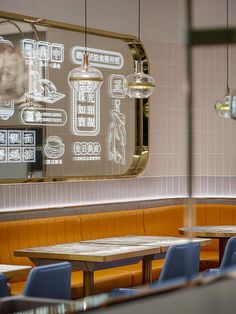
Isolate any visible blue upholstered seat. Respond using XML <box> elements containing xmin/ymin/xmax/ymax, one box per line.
<box><xmin>220</xmin><ymin>237</ymin><xmax>236</xmax><ymax>269</ymax></box>
<box><xmin>157</xmin><ymin>241</ymin><xmax>200</xmax><ymax>283</ymax></box>
<box><xmin>23</xmin><ymin>262</ymin><xmax>72</xmax><ymax>300</ymax></box>
<box><xmin>109</xmin><ymin>242</ymin><xmax>200</xmax><ymax>297</ymax></box>
<box><xmin>0</xmin><ymin>273</ymin><xmax>8</xmax><ymax>298</ymax></box>
<box><xmin>204</xmin><ymin>236</ymin><xmax>236</xmax><ymax>276</ymax></box>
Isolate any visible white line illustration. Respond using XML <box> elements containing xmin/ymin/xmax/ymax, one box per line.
<box><xmin>0</xmin><ymin>130</ymin><xmax>7</xmax><ymax>146</ymax></box>
<box><xmin>108</xmin><ymin>99</ymin><xmax>126</xmax><ymax>165</ymax></box>
<box><xmin>0</xmin><ymin>147</ymin><xmax>7</xmax><ymax>162</ymax></box>
<box><xmin>8</xmin><ymin>147</ymin><xmax>21</xmax><ymax>162</ymax></box>
<box><xmin>21</xmin><ymin>39</ymin><xmax>64</xmax><ymax>69</ymax></box>
<box><xmin>51</xmin><ymin>43</ymin><xmax>64</xmax><ymax>69</ymax></box>
<box><xmin>24</xmin><ymin>71</ymin><xmax>65</xmax><ymax>103</ymax></box>
<box><xmin>44</xmin><ymin>136</ymin><xmax>65</xmax><ymax>159</ymax></box>
<box><xmin>71</xmin><ymin>89</ymin><xmax>100</xmax><ymax>136</ymax></box>
<box><xmin>71</xmin><ymin>46</ymin><xmax>124</xmax><ymax>70</ymax></box>
<box><xmin>0</xmin><ymin>130</ymin><xmax>36</xmax><ymax>163</ymax></box>
<box><xmin>73</xmin><ymin>142</ymin><xmax>101</xmax><ymax>156</ymax></box>
<box><xmin>8</xmin><ymin>130</ymin><xmax>21</xmax><ymax>146</ymax></box>
<box><xmin>20</xmin><ymin>107</ymin><xmax>67</xmax><ymax>126</ymax></box>
<box><xmin>0</xmin><ymin>101</ymin><xmax>14</xmax><ymax>120</ymax></box>
<box><xmin>22</xmin><ymin>147</ymin><xmax>36</xmax><ymax>162</ymax></box>
<box><xmin>21</xmin><ymin>39</ymin><xmax>37</xmax><ymax>59</ymax></box>
<box><xmin>109</xmin><ymin>74</ymin><xmax>127</xmax><ymax>98</ymax></box>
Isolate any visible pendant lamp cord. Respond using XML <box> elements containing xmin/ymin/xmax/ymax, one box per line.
<box><xmin>138</xmin><ymin>0</ymin><xmax>141</xmax><ymax>41</ymax></box>
<box><xmin>85</xmin><ymin>0</ymin><xmax>87</xmax><ymax>54</ymax></box>
<box><xmin>226</xmin><ymin>0</ymin><xmax>229</xmax><ymax>92</ymax></box>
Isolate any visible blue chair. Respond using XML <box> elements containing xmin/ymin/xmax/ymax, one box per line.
<box><xmin>0</xmin><ymin>273</ymin><xmax>8</xmax><ymax>298</ymax></box>
<box><xmin>204</xmin><ymin>236</ymin><xmax>236</xmax><ymax>276</ymax></box>
<box><xmin>230</xmin><ymin>251</ymin><xmax>236</xmax><ymax>265</ymax></box>
<box><xmin>23</xmin><ymin>262</ymin><xmax>71</xmax><ymax>300</ymax></box>
<box><xmin>110</xmin><ymin>242</ymin><xmax>200</xmax><ymax>297</ymax></box>
<box><xmin>157</xmin><ymin>241</ymin><xmax>200</xmax><ymax>283</ymax></box>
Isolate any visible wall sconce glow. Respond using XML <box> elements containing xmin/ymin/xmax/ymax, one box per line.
<box><xmin>68</xmin><ymin>52</ymin><xmax>103</xmax><ymax>93</ymax></box>
<box><xmin>126</xmin><ymin>60</ymin><xmax>155</xmax><ymax>99</ymax></box>
<box><xmin>215</xmin><ymin>89</ymin><xmax>231</xmax><ymax>119</ymax></box>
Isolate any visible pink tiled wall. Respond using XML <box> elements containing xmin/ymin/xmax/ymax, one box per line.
<box><xmin>0</xmin><ymin>0</ymin><xmax>236</xmax><ymax>212</ymax></box>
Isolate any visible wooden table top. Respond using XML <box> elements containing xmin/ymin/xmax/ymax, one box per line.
<box><xmin>82</xmin><ymin>235</ymin><xmax>211</xmax><ymax>252</ymax></box>
<box><xmin>0</xmin><ymin>264</ymin><xmax>31</xmax><ymax>279</ymax></box>
<box><xmin>14</xmin><ymin>242</ymin><xmax>163</xmax><ymax>263</ymax></box>
<box><xmin>179</xmin><ymin>226</ymin><xmax>236</xmax><ymax>238</ymax></box>
<box><xmin>14</xmin><ymin>236</ymin><xmax>211</xmax><ymax>263</ymax></box>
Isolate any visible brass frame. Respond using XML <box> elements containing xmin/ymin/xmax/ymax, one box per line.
<box><xmin>0</xmin><ymin>10</ymin><xmax>151</xmax><ymax>183</ymax></box>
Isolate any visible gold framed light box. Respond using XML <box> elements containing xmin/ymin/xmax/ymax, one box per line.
<box><xmin>0</xmin><ymin>11</ymin><xmax>150</xmax><ymax>183</ymax></box>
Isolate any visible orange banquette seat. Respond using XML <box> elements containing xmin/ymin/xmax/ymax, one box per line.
<box><xmin>0</xmin><ymin>203</ymin><xmax>234</xmax><ymax>299</ymax></box>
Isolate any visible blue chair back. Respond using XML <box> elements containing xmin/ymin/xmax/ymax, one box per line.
<box><xmin>109</xmin><ymin>242</ymin><xmax>201</xmax><ymax>297</ymax></box>
<box><xmin>220</xmin><ymin>236</ymin><xmax>236</xmax><ymax>270</ymax></box>
<box><xmin>230</xmin><ymin>252</ymin><xmax>236</xmax><ymax>266</ymax></box>
<box><xmin>0</xmin><ymin>273</ymin><xmax>8</xmax><ymax>298</ymax></box>
<box><xmin>23</xmin><ymin>262</ymin><xmax>71</xmax><ymax>300</ymax></box>
<box><xmin>158</xmin><ymin>242</ymin><xmax>200</xmax><ymax>282</ymax></box>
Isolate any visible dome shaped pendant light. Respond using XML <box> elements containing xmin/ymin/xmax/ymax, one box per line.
<box><xmin>68</xmin><ymin>0</ymin><xmax>103</xmax><ymax>93</ymax></box>
<box><xmin>215</xmin><ymin>0</ymin><xmax>231</xmax><ymax>119</ymax></box>
<box><xmin>126</xmin><ymin>0</ymin><xmax>155</xmax><ymax>99</ymax></box>
<box><xmin>126</xmin><ymin>60</ymin><xmax>155</xmax><ymax>99</ymax></box>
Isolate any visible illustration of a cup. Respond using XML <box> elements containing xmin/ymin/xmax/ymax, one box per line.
<box><xmin>44</xmin><ymin>136</ymin><xmax>65</xmax><ymax>159</ymax></box>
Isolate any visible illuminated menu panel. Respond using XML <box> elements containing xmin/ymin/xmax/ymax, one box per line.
<box><xmin>0</xmin><ymin>13</ymin><xmax>149</xmax><ymax>182</ymax></box>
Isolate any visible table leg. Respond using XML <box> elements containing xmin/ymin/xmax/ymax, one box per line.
<box><xmin>83</xmin><ymin>270</ymin><xmax>94</xmax><ymax>297</ymax></box>
<box><xmin>219</xmin><ymin>238</ymin><xmax>228</xmax><ymax>265</ymax></box>
<box><xmin>142</xmin><ymin>257</ymin><xmax>153</xmax><ymax>284</ymax></box>
<box><xmin>7</xmin><ymin>283</ymin><xmax>11</xmax><ymax>296</ymax></box>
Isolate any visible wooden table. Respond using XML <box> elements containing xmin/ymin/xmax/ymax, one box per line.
<box><xmin>14</xmin><ymin>236</ymin><xmax>211</xmax><ymax>297</ymax></box>
<box><xmin>0</xmin><ymin>264</ymin><xmax>31</xmax><ymax>281</ymax></box>
<box><xmin>14</xmin><ymin>242</ymin><xmax>162</xmax><ymax>297</ymax></box>
<box><xmin>0</xmin><ymin>264</ymin><xmax>32</xmax><ymax>295</ymax></box>
<box><xmin>179</xmin><ymin>226</ymin><xmax>236</xmax><ymax>263</ymax></box>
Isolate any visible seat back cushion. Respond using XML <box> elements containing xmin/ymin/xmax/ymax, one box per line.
<box><xmin>143</xmin><ymin>205</ymin><xmax>184</xmax><ymax>236</ymax></box>
<box><xmin>195</xmin><ymin>204</ymin><xmax>236</xmax><ymax>251</ymax></box>
<box><xmin>0</xmin><ymin>215</ymin><xmax>81</xmax><ymax>267</ymax></box>
<box><xmin>80</xmin><ymin>209</ymin><xmax>145</xmax><ymax>240</ymax></box>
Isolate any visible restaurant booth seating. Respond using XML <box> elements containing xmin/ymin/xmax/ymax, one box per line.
<box><xmin>0</xmin><ymin>203</ymin><xmax>234</xmax><ymax>299</ymax></box>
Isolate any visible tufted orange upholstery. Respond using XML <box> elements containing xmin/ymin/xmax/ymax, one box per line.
<box><xmin>0</xmin><ymin>215</ymin><xmax>84</xmax><ymax>297</ymax></box>
<box><xmin>80</xmin><ymin>209</ymin><xmax>145</xmax><ymax>240</ymax></box>
<box><xmin>0</xmin><ymin>216</ymin><xmax>81</xmax><ymax>267</ymax></box>
<box><xmin>195</xmin><ymin>204</ymin><xmax>236</xmax><ymax>251</ymax></box>
<box><xmin>2</xmin><ymin>204</ymin><xmax>235</xmax><ymax>299</ymax></box>
<box><xmin>143</xmin><ymin>205</ymin><xmax>185</xmax><ymax>237</ymax></box>
<box><xmin>143</xmin><ymin>204</ymin><xmax>236</xmax><ymax>271</ymax></box>
<box><xmin>2</xmin><ymin>209</ymin><xmax>145</xmax><ymax>299</ymax></box>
